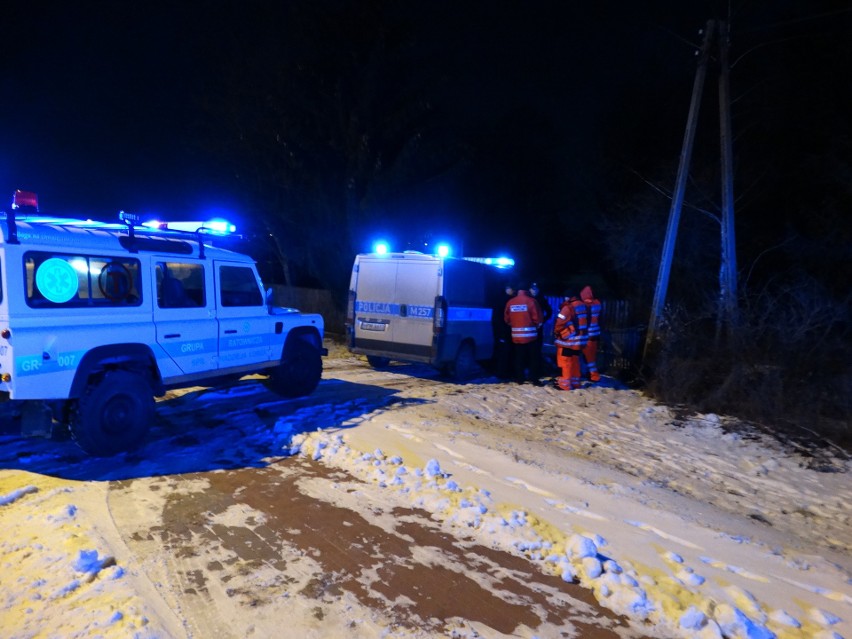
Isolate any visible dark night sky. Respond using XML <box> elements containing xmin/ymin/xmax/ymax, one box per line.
<box><xmin>2</xmin><ymin>1</ymin><xmax>850</xmax><ymax>292</ymax></box>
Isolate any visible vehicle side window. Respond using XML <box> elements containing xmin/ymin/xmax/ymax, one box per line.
<box><xmin>24</xmin><ymin>252</ymin><xmax>141</xmax><ymax>307</ymax></box>
<box><xmin>156</xmin><ymin>262</ymin><xmax>205</xmax><ymax>308</ymax></box>
<box><xmin>219</xmin><ymin>265</ymin><xmax>263</xmax><ymax>307</ymax></box>
<box><xmin>0</xmin><ymin>256</ymin><xmax>3</xmax><ymax>304</ymax></box>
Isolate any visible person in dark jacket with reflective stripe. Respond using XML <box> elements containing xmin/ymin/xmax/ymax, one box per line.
<box><xmin>529</xmin><ymin>282</ymin><xmax>553</xmax><ymax>375</ymax></box>
<box><xmin>492</xmin><ymin>282</ymin><xmax>515</xmax><ymax>379</ymax></box>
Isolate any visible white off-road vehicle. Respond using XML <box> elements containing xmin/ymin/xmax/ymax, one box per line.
<box><xmin>0</xmin><ymin>190</ymin><xmax>326</xmax><ymax>456</ymax></box>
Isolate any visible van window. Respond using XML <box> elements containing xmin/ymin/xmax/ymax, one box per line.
<box><xmin>24</xmin><ymin>252</ymin><xmax>142</xmax><ymax>308</ymax></box>
<box><xmin>0</xmin><ymin>257</ymin><xmax>3</xmax><ymax>304</ymax></box>
<box><xmin>156</xmin><ymin>262</ymin><xmax>205</xmax><ymax>308</ymax></box>
<box><xmin>443</xmin><ymin>260</ymin><xmax>486</xmax><ymax>306</ymax></box>
<box><xmin>219</xmin><ymin>265</ymin><xmax>263</xmax><ymax>307</ymax></box>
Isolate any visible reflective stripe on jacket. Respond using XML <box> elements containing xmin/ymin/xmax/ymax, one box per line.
<box><xmin>580</xmin><ymin>286</ymin><xmax>601</xmax><ymax>338</ymax></box>
<box><xmin>567</xmin><ymin>298</ymin><xmax>588</xmax><ymax>348</ymax></box>
<box><xmin>504</xmin><ymin>291</ymin><xmax>542</xmax><ymax>344</ymax></box>
<box><xmin>585</xmin><ymin>299</ymin><xmax>601</xmax><ymax>337</ymax></box>
<box><xmin>553</xmin><ymin>302</ymin><xmax>580</xmax><ymax>350</ymax></box>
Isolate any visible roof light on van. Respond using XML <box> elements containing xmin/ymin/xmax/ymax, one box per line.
<box><xmin>144</xmin><ymin>219</ymin><xmax>237</xmax><ymax>235</ymax></box>
<box><xmin>436</xmin><ymin>244</ymin><xmax>451</xmax><ymax>258</ymax></box>
<box><xmin>465</xmin><ymin>256</ymin><xmax>515</xmax><ymax>269</ymax></box>
<box><xmin>373</xmin><ymin>241</ymin><xmax>390</xmax><ymax>255</ymax></box>
<box><xmin>12</xmin><ymin>190</ymin><xmax>39</xmax><ymax>211</ymax></box>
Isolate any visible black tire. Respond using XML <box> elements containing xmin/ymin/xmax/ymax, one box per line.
<box><xmin>366</xmin><ymin>355</ymin><xmax>390</xmax><ymax>369</ymax></box>
<box><xmin>265</xmin><ymin>337</ymin><xmax>323</xmax><ymax>398</ymax></box>
<box><xmin>71</xmin><ymin>370</ymin><xmax>154</xmax><ymax>456</ymax></box>
<box><xmin>450</xmin><ymin>341</ymin><xmax>478</xmax><ymax>382</ymax></box>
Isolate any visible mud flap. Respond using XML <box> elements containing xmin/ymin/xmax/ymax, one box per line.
<box><xmin>21</xmin><ymin>401</ymin><xmax>53</xmax><ymax>438</ymax></box>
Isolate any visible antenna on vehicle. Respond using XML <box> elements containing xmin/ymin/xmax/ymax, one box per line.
<box><xmin>118</xmin><ymin>211</ymin><xmax>140</xmax><ymax>253</ymax></box>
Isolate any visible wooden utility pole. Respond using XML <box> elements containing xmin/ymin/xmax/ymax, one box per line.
<box><xmin>644</xmin><ymin>20</ymin><xmax>716</xmax><ymax>356</ymax></box>
<box><xmin>644</xmin><ymin>18</ymin><xmax>741</xmax><ymax>359</ymax></box>
<box><xmin>718</xmin><ymin>20</ymin><xmax>738</xmax><ymax>331</ymax></box>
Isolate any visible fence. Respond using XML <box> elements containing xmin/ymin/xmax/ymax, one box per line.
<box><xmin>270</xmin><ymin>285</ymin><xmax>346</xmax><ymax>335</ymax></box>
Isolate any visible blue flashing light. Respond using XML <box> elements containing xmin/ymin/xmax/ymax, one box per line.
<box><xmin>148</xmin><ymin>219</ymin><xmax>237</xmax><ymax>235</ymax></box>
<box><xmin>373</xmin><ymin>241</ymin><xmax>390</xmax><ymax>255</ymax></box>
<box><xmin>462</xmin><ymin>256</ymin><xmax>515</xmax><ymax>269</ymax></box>
<box><xmin>436</xmin><ymin>243</ymin><xmax>451</xmax><ymax>258</ymax></box>
<box><xmin>204</xmin><ymin>219</ymin><xmax>236</xmax><ymax>235</ymax></box>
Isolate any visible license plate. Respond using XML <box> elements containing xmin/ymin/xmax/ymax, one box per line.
<box><xmin>360</xmin><ymin>321</ymin><xmax>388</xmax><ymax>332</ymax></box>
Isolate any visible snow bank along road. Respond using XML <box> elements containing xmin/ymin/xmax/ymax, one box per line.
<box><xmin>0</xmin><ymin>342</ymin><xmax>850</xmax><ymax>638</ymax></box>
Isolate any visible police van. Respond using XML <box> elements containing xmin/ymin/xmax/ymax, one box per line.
<box><xmin>345</xmin><ymin>250</ymin><xmax>513</xmax><ymax>379</ymax></box>
<box><xmin>0</xmin><ymin>190</ymin><xmax>326</xmax><ymax>455</ymax></box>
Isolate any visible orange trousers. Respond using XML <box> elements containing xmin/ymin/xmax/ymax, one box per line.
<box><xmin>556</xmin><ymin>347</ymin><xmax>581</xmax><ymax>390</ymax></box>
<box><xmin>582</xmin><ymin>337</ymin><xmax>600</xmax><ymax>382</ymax></box>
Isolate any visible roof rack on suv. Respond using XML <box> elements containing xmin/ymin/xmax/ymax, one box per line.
<box><xmin>3</xmin><ymin>190</ymin><xmax>237</xmax><ymax>259</ymax></box>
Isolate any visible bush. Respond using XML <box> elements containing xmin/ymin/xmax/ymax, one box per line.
<box><xmin>644</xmin><ymin>280</ymin><xmax>852</xmax><ymax>452</ymax></box>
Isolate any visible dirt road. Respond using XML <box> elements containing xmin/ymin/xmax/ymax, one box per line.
<box><xmin>97</xmin><ymin>353</ymin><xmax>649</xmax><ymax>638</ymax></box>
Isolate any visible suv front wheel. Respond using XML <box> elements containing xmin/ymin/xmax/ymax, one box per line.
<box><xmin>264</xmin><ymin>337</ymin><xmax>323</xmax><ymax>398</ymax></box>
<box><xmin>71</xmin><ymin>370</ymin><xmax>154</xmax><ymax>456</ymax></box>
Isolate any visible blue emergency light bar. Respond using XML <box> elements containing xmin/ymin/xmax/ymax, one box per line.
<box><xmin>464</xmin><ymin>256</ymin><xmax>515</xmax><ymax>268</ymax></box>
<box><xmin>146</xmin><ymin>219</ymin><xmax>236</xmax><ymax>235</ymax></box>
<box><xmin>4</xmin><ymin>190</ymin><xmax>238</xmax><ymax>252</ymax></box>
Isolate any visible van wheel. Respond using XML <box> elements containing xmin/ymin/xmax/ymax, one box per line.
<box><xmin>366</xmin><ymin>355</ymin><xmax>390</xmax><ymax>369</ymax></box>
<box><xmin>265</xmin><ymin>338</ymin><xmax>323</xmax><ymax>398</ymax></box>
<box><xmin>71</xmin><ymin>371</ymin><xmax>154</xmax><ymax>456</ymax></box>
<box><xmin>450</xmin><ymin>342</ymin><xmax>478</xmax><ymax>382</ymax></box>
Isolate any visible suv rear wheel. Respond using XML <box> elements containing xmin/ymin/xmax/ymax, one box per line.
<box><xmin>265</xmin><ymin>337</ymin><xmax>323</xmax><ymax>398</ymax></box>
<box><xmin>71</xmin><ymin>370</ymin><xmax>154</xmax><ymax>456</ymax></box>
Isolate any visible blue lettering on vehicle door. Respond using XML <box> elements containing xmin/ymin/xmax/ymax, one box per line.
<box><xmin>355</xmin><ymin>301</ymin><xmax>433</xmax><ymax>319</ymax></box>
<box><xmin>355</xmin><ymin>301</ymin><xmax>399</xmax><ymax>315</ymax></box>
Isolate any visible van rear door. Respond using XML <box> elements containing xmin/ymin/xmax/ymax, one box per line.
<box><xmin>352</xmin><ymin>254</ymin><xmax>440</xmax><ymax>360</ymax></box>
<box><xmin>393</xmin><ymin>256</ymin><xmax>440</xmax><ymax>359</ymax></box>
<box><xmin>352</xmin><ymin>256</ymin><xmax>399</xmax><ymax>348</ymax></box>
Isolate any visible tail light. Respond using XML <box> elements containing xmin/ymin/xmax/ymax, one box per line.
<box><xmin>346</xmin><ymin>290</ymin><xmax>356</xmax><ymax>326</ymax></box>
<box><xmin>433</xmin><ymin>296</ymin><xmax>446</xmax><ymax>335</ymax></box>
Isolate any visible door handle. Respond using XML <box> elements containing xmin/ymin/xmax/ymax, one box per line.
<box><xmin>224</xmin><ymin>329</ymin><xmax>238</xmax><ymax>334</ymax></box>
<box><xmin>164</xmin><ymin>333</ymin><xmax>181</xmax><ymax>339</ymax></box>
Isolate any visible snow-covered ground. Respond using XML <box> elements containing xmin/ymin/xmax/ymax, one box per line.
<box><xmin>1</xmin><ymin>340</ymin><xmax>850</xmax><ymax>638</ymax></box>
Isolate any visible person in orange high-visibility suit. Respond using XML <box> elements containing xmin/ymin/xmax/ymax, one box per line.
<box><xmin>553</xmin><ymin>293</ymin><xmax>587</xmax><ymax>390</ymax></box>
<box><xmin>504</xmin><ymin>287</ymin><xmax>543</xmax><ymax>385</ymax></box>
<box><xmin>580</xmin><ymin>285</ymin><xmax>602</xmax><ymax>382</ymax></box>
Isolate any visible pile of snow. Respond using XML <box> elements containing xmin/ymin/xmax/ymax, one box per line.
<box><xmin>0</xmin><ymin>472</ymin><xmax>169</xmax><ymax>638</ymax></box>
<box><xmin>290</xmin><ymin>411</ymin><xmax>850</xmax><ymax>639</ymax></box>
